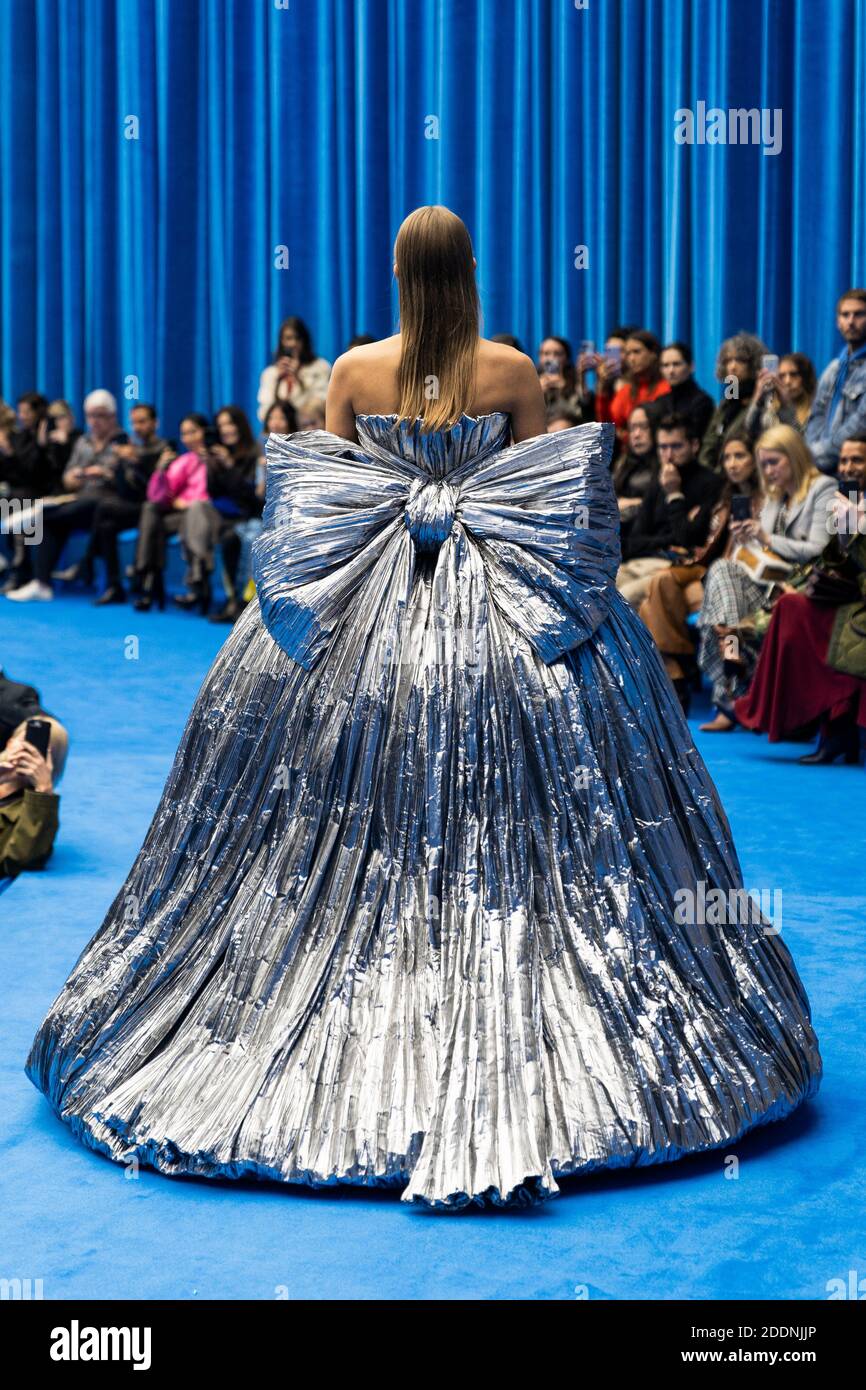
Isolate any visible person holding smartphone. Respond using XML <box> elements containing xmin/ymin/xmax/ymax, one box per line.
<box><xmin>734</xmin><ymin>432</ymin><xmax>866</xmax><ymax>761</ymax></box>
<box><xmin>638</xmin><ymin>431</ymin><xmax>763</xmax><ymax>713</ymax></box>
<box><xmin>256</xmin><ymin>316</ymin><xmax>332</xmax><ymax>423</ymax></box>
<box><xmin>0</xmin><ymin>715</ymin><xmax>67</xmax><ymax>877</ymax></box>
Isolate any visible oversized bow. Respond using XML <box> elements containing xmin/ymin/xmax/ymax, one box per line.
<box><xmin>250</xmin><ymin>420</ymin><xmax>619</xmax><ymax>670</ymax></box>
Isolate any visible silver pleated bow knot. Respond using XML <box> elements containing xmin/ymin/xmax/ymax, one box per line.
<box><xmin>404</xmin><ymin>476</ymin><xmax>459</xmax><ymax>549</ymax></box>
<box><xmin>251</xmin><ymin>418</ymin><xmax>620</xmax><ymax>669</ymax></box>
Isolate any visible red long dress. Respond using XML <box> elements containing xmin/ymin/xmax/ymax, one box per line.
<box><xmin>734</xmin><ymin>590</ymin><xmax>866</xmax><ymax>740</ymax></box>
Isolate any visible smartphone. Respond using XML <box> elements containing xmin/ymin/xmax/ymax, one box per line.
<box><xmin>579</xmin><ymin>340</ymin><xmax>595</xmax><ymax>358</ymax></box>
<box><xmin>730</xmin><ymin>494</ymin><xmax>752</xmax><ymax>522</ymax></box>
<box><xmin>605</xmin><ymin>345</ymin><xmax>622</xmax><ymax>370</ymax></box>
<box><xmin>761</xmin><ymin>354</ymin><xmax>780</xmax><ymax>375</ymax></box>
<box><xmin>24</xmin><ymin>718</ymin><xmax>51</xmax><ymax>759</ymax></box>
<box><xmin>541</xmin><ymin>359</ymin><xmax>559</xmax><ymax>375</ymax></box>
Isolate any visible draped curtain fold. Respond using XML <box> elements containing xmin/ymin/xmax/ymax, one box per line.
<box><xmin>0</xmin><ymin>0</ymin><xmax>862</xmax><ymax>433</ymax></box>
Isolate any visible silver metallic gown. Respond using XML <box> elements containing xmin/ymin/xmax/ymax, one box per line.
<box><xmin>25</xmin><ymin>413</ymin><xmax>822</xmax><ymax>1211</ymax></box>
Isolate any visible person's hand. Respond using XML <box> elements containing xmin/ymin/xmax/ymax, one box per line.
<box><xmin>275</xmin><ymin>355</ymin><xmax>298</xmax><ymax>381</ymax></box>
<box><xmin>0</xmin><ymin>428</ymin><xmax>12</xmax><ymax>455</ymax></box>
<box><xmin>114</xmin><ymin>442</ymin><xmax>137</xmax><ymax>462</ymax></box>
<box><xmin>751</xmin><ymin>368</ymin><xmax>780</xmax><ymax>403</ymax></box>
<box><xmin>37</xmin><ymin>417</ymin><xmax>50</xmax><ymax>446</ymax></box>
<box><xmin>577</xmin><ymin>351</ymin><xmax>600</xmax><ymax>377</ymax></box>
<box><xmin>82</xmin><ymin>463</ymin><xmax>111</xmax><ymax>478</ymax></box>
<box><xmin>210</xmin><ymin>444</ymin><xmax>232</xmax><ymax>464</ymax></box>
<box><xmin>541</xmin><ymin>372</ymin><xmax>566</xmax><ymax>394</ymax></box>
<box><xmin>831</xmin><ymin>491</ymin><xmax>862</xmax><ymax>537</ymax></box>
<box><xmin>618</xmin><ymin>496</ymin><xmax>641</xmax><ymax>515</ymax></box>
<box><xmin>156</xmin><ymin>448</ymin><xmax>177</xmax><ymax>471</ymax></box>
<box><xmin>0</xmin><ymin>740</ymin><xmax>53</xmax><ymax>793</ymax></box>
<box><xmin>596</xmin><ymin>356</ymin><xmax>619</xmax><ymax>391</ymax></box>
<box><xmin>49</xmin><ymin>418</ymin><xmax>71</xmax><ymax>444</ymax></box>
<box><xmin>171</xmin><ymin>499</ymin><xmax>189</xmax><ymax>510</ymax></box>
<box><xmin>660</xmin><ymin>462</ymin><xmax>682</xmax><ymax>494</ymax></box>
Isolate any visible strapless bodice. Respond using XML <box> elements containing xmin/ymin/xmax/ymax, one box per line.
<box><xmin>354</xmin><ymin>410</ymin><xmax>511</xmax><ymax>477</ymax></box>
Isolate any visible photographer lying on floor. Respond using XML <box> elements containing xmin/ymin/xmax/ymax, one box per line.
<box><xmin>0</xmin><ymin>715</ymin><xmax>68</xmax><ymax>877</ymax></box>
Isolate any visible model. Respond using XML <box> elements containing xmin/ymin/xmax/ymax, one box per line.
<box><xmin>26</xmin><ymin>207</ymin><xmax>822</xmax><ymax>1210</ymax></box>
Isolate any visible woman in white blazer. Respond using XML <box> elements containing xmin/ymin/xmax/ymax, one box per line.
<box><xmin>257</xmin><ymin>316</ymin><xmax>331</xmax><ymax>422</ymax></box>
<box><xmin>697</xmin><ymin>425</ymin><xmax>838</xmax><ymax>729</ymax></box>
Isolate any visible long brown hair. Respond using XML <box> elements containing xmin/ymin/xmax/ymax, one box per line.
<box><xmin>394</xmin><ymin>206</ymin><xmax>480</xmax><ymax>432</ymax></box>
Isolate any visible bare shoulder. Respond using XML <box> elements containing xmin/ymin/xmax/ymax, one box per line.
<box><xmin>333</xmin><ymin>334</ymin><xmax>401</xmax><ymax>374</ymax></box>
<box><xmin>475</xmin><ymin>338</ymin><xmax>544</xmax><ymax>438</ymax></box>
<box><xmin>326</xmin><ymin>335</ymin><xmax>402</xmax><ymax>438</ymax></box>
<box><xmin>476</xmin><ymin>337</ymin><xmax>539</xmax><ymax>402</ymax></box>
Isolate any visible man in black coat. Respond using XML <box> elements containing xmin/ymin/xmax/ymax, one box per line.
<box><xmin>616</xmin><ymin>412</ymin><xmax>724</xmax><ymax>607</ymax></box>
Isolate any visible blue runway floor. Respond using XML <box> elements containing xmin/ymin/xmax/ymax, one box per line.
<box><xmin>1</xmin><ymin>595</ymin><xmax>864</xmax><ymax>1300</ymax></box>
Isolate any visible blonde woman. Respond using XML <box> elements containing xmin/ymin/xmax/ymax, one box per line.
<box><xmin>697</xmin><ymin>425</ymin><xmax>838</xmax><ymax>730</ymax></box>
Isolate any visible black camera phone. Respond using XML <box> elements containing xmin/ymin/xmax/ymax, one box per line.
<box><xmin>730</xmin><ymin>494</ymin><xmax>752</xmax><ymax>522</ymax></box>
<box><xmin>24</xmin><ymin>718</ymin><xmax>52</xmax><ymax>759</ymax></box>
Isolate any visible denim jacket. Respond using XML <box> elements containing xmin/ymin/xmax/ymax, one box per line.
<box><xmin>805</xmin><ymin>349</ymin><xmax>866</xmax><ymax>474</ymax></box>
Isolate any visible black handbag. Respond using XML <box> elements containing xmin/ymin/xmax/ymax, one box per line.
<box><xmin>800</xmin><ymin>538</ymin><xmax>863</xmax><ymax>607</ymax></box>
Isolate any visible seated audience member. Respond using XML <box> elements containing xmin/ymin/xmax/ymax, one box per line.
<box><xmin>536</xmin><ymin>336</ymin><xmax>594</xmax><ymax>422</ymax></box>
<box><xmin>296</xmin><ymin>399</ymin><xmax>327</xmax><ymax>431</ymax></box>
<box><xmin>650</xmin><ymin>341</ymin><xmax>715</xmax><ymax>441</ymax></box>
<box><xmin>612</xmin><ymin>405</ymin><xmax>658</xmax><ymax>543</ymax></box>
<box><xmin>14</xmin><ymin>393</ymin><xmax>53</xmax><ymax>490</ymax></box>
<box><xmin>639</xmin><ymin>431</ymin><xmax>763</xmax><ymax>712</ymax></box>
<box><xmin>616</xmin><ymin>412</ymin><xmax>722</xmax><ymax>607</ymax></box>
<box><xmin>743</xmin><ymin>352</ymin><xmax>816</xmax><ymax>441</ymax></box>
<box><xmin>256</xmin><ymin>316</ymin><xmax>332</xmax><ymax>423</ymax></box>
<box><xmin>261</xmin><ymin>400</ymin><xmax>298</xmax><ymax>441</ymax></box>
<box><xmin>546</xmin><ymin>403</ymin><xmax>583</xmax><ymax>432</ymax></box>
<box><xmin>39</xmin><ymin>400</ymin><xmax>81</xmax><ymax>484</ymax></box>
<box><xmin>174</xmin><ymin>405</ymin><xmax>262</xmax><ymax>622</ymax></box>
<box><xmin>62</xmin><ymin>401</ymin><xmax>174</xmax><ymax>606</ymax></box>
<box><xmin>699</xmin><ymin>332</ymin><xmax>768</xmax><ymax>470</ymax></box>
<box><xmin>595</xmin><ymin>330</ymin><xmax>671</xmax><ymax>447</ymax></box>
<box><xmin>696</xmin><ymin>425</ymin><xmax>838</xmax><ymax>731</ymax></box>
<box><xmin>0</xmin><ymin>715</ymin><xmax>68</xmax><ymax>878</ymax></box>
<box><xmin>804</xmin><ymin>288</ymin><xmax>866</xmax><ymax>475</ymax></box>
<box><xmin>133</xmin><ymin>413</ymin><xmax>213</xmax><ymax>613</ymax></box>
<box><xmin>743</xmin><ymin>353</ymin><xmax>817</xmax><ymax>436</ymax></box>
<box><xmin>5</xmin><ymin>389</ymin><xmax>129</xmax><ymax>603</ymax></box>
<box><xmin>233</xmin><ymin>402</ymin><xmax>295</xmax><ymax>603</ymax></box>
<box><xmin>734</xmin><ymin>433</ymin><xmax>866</xmax><ymax>762</ymax></box>
<box><xmin>593</xmin><ymin>325</ymin><xmax>637</xmax><ymax>395</ymax></box>
<box><xmin>0</xmin><ymin>398</ymin><xmax>50</xmax><ymax>591</ymax></box>
<box><xmin>237</xmin><ymin>400</ymin><xmax>297</xmax><ymax>601</ymax></box>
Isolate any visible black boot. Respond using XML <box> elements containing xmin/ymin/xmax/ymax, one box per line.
<box><xmin>133</xmin><ymin>568</ymin><xmax>165</xmax><ymax>612</ymax></box>
<box><xmin>799</xmin><ymin>716</ymin><xmax>861</xmax><ymax>765</ymax></box>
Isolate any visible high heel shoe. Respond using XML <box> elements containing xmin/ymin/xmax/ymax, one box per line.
<box><xmin>173</xmin><ymin>574</ymin><xmax>211</xmax><ymax>616</ymax></box>
<box><xmin>133</xmin><ymin>568</ymin><xmax>166</xmax><ymax>613</ymax></box>
<box><xmin>799</xmin><ymin>720</ymin><xmax>861</xmax><ymax>765</ymax></box>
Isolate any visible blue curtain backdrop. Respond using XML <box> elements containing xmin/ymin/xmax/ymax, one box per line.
<box><xmin>0</xmin><ymin>0</ymin><xmax>863</xmax><ymax>434</ymax></box>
